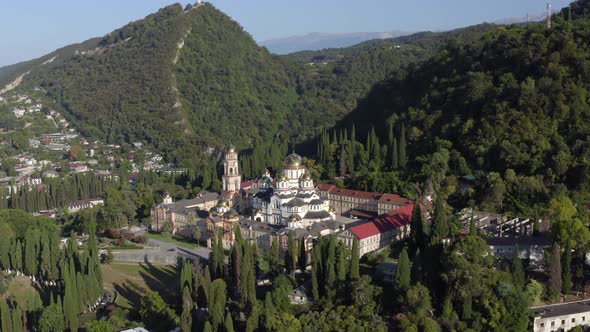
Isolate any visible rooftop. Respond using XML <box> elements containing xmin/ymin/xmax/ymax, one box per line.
<box><xmin>348</xmin><ymin>204</ymin><xmax>413</xmax><ymax>240</ymax></box>
<box><xmin>533</xmin><ymin>299</ymin><xmax>590</xmax><ymax>319</ymax></box>
<box><xmin>486</xmin><ymin>236</ymin><xmax>552</xmax><ymax>247</ymax></box>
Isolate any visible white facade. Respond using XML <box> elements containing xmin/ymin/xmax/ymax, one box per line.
<box><xmin>532</xmin><ymin>300</ymin><xmax>590</xmax><ymax>332</ymax></box>
<box><xmin>222</xmin><ymin>145</ymin><xmax>241</xmax><ymax>194</ymax></box>
<box><xmin>252</xmin><ymin>153</ymin><xmax>334</xmax><ymax>228</ymax></box>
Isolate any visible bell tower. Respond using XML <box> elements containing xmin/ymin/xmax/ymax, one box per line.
<box><xmin>222</xmin><ymin>145</ymin><xmax>241</xmax><ymax>194</ymax></box>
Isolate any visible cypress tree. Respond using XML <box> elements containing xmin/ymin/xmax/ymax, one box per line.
<box><xmin>0</xmin><ymin>235</ymin><xmax>10</xmax><ymax>270</ymax></box>
<box><xmin>224</xmin><ymin>311</ymin><xmax>235</xmax><ymax>332</ymax></box>
<box><xmin>298</xmin><ymin>237</ymin><xmax>307</xmax><ymax>271</ymax></box>
<box><xmin>392</xmin><ymin>137</ymin><xmax>399</xmax><ymax>170</ymax></box>
<box><xmin>203</xmin><ymin>321</ymin><xmax>212</xmax><ymax>332</ymax></box>
<box><xmin>350</xmin><ymin>237</ymin><xmax>360</xmax><ymax>280</ymax></box>
<box><xmin>40</xmin><ymin>232</ymin><xmax>52</xmax><ymax>280</ymax></box>
<box><xmin>64</xmin><ymin>259</ymin><xmax>79</xmax><ymax>332</ymax></box>
<box><xmin>269</xmin><ymin>239</ymin><xmax>281</xmax><ymax>276</ymax></box>
<box><xmin>410</xmin><ymin>202</ymin><xmax>423</xmax><ymax>249</ymax></box>
<box><xmin>511</xmin><ymin>244</ymin><xmax>525</xmax><ymax>290</ymax></box>
<box><xmin>285</xmin><ymin>232</ymin><xmax>296</xmax><ymax>274</ymax></box>
<box><xmin>11</xmin><ymin>305</ymin><xmax>23</xmax><ymax>332</ymax></box>
<box><xmin>430</xmin><ymin>197</ymin><xmax>449</xmax><ymax>245</ymax></box>
<box><xmin>549</xmin><ymin>242</ymin><xmax>562</xmax><ymax>299</ymax></box>
<box><xmin>208</xmin><ymin>279</ymin><xmax>227</xmax><ymax>330</ymax></box>
<box><xmin>399</xmin><ymin>123</ymin><xmax>407</xmax><ymax>168</ymax></box>
<box><xmin>1</xmin><ymin>300</ymin><xmax>13</xmax><ymax>332</ymax></box>
<box><xmin>231</xmin><ymin>245</ymin><xmax>241</xmax><ymax>298</ymax></box>
<box><xmin>562</xmin><ymin>241</ymin><xmax>572</xmax><ymax>294</ymax></box>
<box><xmin>181</xmin><ymin>286</ymin><xmax>192</xmax><ymax>332</ymax></box>
<box><xmin>14</xmin><ymin>240</ymin><xmax>23</xmax><ymax>273</ymax></box>
<box><xmin>311</xmin><ymin>245</ymin><xmax>321</xmax><ymax>300</ymax></box>
<box><xmin>199</xmin><ymin>265</ymin><xmax>211</xmax><ymax>308</ymax></box>
<box><xmin>264</xmin><ymin>292</ymin><xmax>274</xmax><ymax>331</ymax></box>
<box><xmin>396</xmin><ymin>247</ymin><xmax>411</xmax><ymax>291</ymax></box>
<box><xmin>325</xmin><ymin>236</ymin><xmax>337</xmax><ymax>297</ymax></box>
<box><xmin>336</xmin><ymin>243</ymin><xmax>347</xmax><ymax>282</ymax></box>
<box><xmin>216</xmin><ymin>230</ymin><xmax>225</xmax><ymax>278</ymax></box>
<box><xmin>239</xmin><ymin>243</ymin><xmax>256</xmax><ymax>312</ymax></box>
<box><xmin>192</xmin><ymin>260</ymin><xmax>202</xmax><ymax>304</ymax></box>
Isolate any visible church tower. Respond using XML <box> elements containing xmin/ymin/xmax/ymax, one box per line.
<box><xmin>222</xmin><ymin>145</ymin><xmax>241</xmax><ymax>194</ymax></box>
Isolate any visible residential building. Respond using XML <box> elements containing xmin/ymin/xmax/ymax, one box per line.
<box><xmin>486</xmin><ymin>236</ymin><xmax>552</xmax><ymax>265</ymax></box>
<box><xmin>532</xmin><ymin>299</ymin><xmax>590</xmax><ymax>332</ymax></box>
<box><xmin>289</xmin><ymin>280</ymin><xmax>314</xmax><ymax>305</ymax></box>
<box><xmin>12</xmin><ymin>108</ymin><xmax>25</xmax><ymax>118</ymax></box>
<box><xmin>458</xmin><ymin>208</ymin><xmax>549</xmax><ymax>237</ymax></box>
<box><xmin>42</xmin><ymin>133</ymin><xmax>67</xmax><ymax>145</ymax></box>
<box><xmin>68</xmin><ymin>198</ymin><xmax>104</xmax><ymax>213</ymax></box>
<box><xmin>70</xmin><ymin>162</ymin><xmax>88</xmax><ymax>173</ymax></box>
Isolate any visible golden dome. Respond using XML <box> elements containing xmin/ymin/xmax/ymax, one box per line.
<box><xmin>284</xmin><ymin>153</ymin><xmax>303</xmax><ymax>167</ymax></box>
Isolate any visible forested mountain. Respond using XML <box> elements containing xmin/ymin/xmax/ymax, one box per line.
<box><xmin>0</xmin><ymin>2</ymin><xmax>497</xmax><ymax>168</ymax></box>
<box><xmin>329</xmin><ymin>0</ymin><xmax>590</xmax><ymax>211</ymax></box>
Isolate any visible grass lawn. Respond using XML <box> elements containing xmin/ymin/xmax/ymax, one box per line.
<box><xmin>148</xmin><ymin>231</ymin><xmax>201</xmax><ymax>249</ymax></box>
<box><xmin>101</xmin><ymin>262</ymin><xmax>179</xmax><ymax>310</ymax></box>
<box><xmin>0</xmin><ymin>275</ymin><xmax>40</xmax><ymax>308</ymax></box>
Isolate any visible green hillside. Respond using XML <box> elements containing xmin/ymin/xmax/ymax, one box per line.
<box><xmin>330</xmin><ymin>0</ymin><xmax>590</xmax><ymax>211</ymax></box>
<box><xmin>0</xmin><ymin>2</ymin><xmax>508</xmax><ymax>168</ymax></box>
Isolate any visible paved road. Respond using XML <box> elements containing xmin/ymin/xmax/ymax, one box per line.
<box><xmin>122</xmin><ymin>226</ymin><xmax>211</xmax><ymax>261</ymax></box>
<box><xmin>147</xmin><ymin>237</ymin><xmax>211</xmax><ymax>261</ymax></box>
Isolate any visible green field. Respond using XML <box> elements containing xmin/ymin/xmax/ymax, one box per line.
<box><xmin>0</xmin><ymin>275</ymin><xmax>40</xmax><ymax>309</ymax></box>
<box><xmin>148</xmin><ymin>231</ymin><xmax>201</xmax><ymax>249</ymax></box>
<box><xmin>101</xmin><ymin>262</ymin><xmax>179</xmax><ymax>310</ymax></box>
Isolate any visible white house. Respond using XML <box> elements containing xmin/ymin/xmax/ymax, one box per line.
<box><xmin>13</xmin><ymin>108</ymin><xmax>25</xmax><ymax>118</ymax></box>
<box><xmin>486</xmin><ymin>236</ymin><xmax>551</xmax><ymax>266</ymax></box>
<box><xmin>68</xmin><ymin>198</ymin><xmax>104</xmax><ymax>213</ymax></box>
<box><xmin>532</xmin><ymin>299</ymin><xmax>590</xmax><ymax>332</ymax></box>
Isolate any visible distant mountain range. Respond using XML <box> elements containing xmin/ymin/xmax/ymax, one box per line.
<box><xmin>259</xmin><ymin>31</ymin><xmax>412</xmax><ymax>55</ymax></box>
<box><xmin>259</xmin><ymin>10</ymin><xmax>557</xmax><ymax>55</ymax></box>
<box><xmin>492</xmin><ymin>11</ymin><xmax>552</xmax><ymax>25</ymax></box>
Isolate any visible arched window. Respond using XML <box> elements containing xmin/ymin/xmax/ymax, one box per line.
<box><xmin>230</xmin><ymin>168</ymin><xmax>233</xmax><ymax>175</ymax></box>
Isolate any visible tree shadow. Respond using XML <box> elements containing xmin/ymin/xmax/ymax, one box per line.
<box><xmin>113</xmin><ymin>280</ymin><xmax>146</xmax><ymax>310</ymax></box>
<box><xmin>137</xmin><ymin>262</ymin><xmax>180</xmax><ymax>306</ymax></box>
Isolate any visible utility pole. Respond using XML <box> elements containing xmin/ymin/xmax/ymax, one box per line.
<box><xmin>547</xmin><ymin>0</ymin><xmax>552</xmax><ymax>28</ymax></box>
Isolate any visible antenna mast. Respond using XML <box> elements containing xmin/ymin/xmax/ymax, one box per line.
<box><xmin>546</xmin><ymin>0</ymin><xmax>552</xmax><ymax>28</ymax></box>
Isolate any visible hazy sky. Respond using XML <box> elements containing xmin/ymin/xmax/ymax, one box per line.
<box><xmin>0</xmin><ymin>0</ymin><xmax>571</xmax><ymax>67</ymax></box>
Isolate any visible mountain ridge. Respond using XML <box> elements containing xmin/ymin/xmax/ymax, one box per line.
<box><xmin>0</xmin><ymin>2</ymin><xmax>501</xmax><ymax>168</ymax></box>
<box><xmin>260</xmin><ymin>30</ymin><xmax>412</xmax><ymax>55</ymax></box>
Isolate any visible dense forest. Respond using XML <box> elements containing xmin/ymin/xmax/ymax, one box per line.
<box><xmin>315</xmin><ymin>0</ymin><xmax>590</xmax><ymax>215</ymax></box>
<box><xmin>0</xmin><ymin>210</ymin><xmax>102</xmax><ymax>332</ymax></box>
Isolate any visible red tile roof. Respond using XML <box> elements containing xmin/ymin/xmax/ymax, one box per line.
<box><xmin>348</xmin><ymin>209</ymin><xmax>377</xmax><ymax>219</ymax></box>
<box><xmin>378</xmin><ymin>193</ymin><xmax>412</xmax><ymax>206</ymax></box>
<box><xmin>349</xmin><ymin>204</ymin><xmax>414</xmax><ymax>240</ymax></box>
<box><xmin>240</xmin><ymin>181</ymin><xmax>254</xmax><ymax>189</ymax></box>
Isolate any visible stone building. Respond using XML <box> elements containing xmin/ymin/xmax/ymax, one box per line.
<box><xmin>252</xmin><ymin>152</ymin><xmax>335</xmax><ymax>228</ymax></box>
<box><xmin>150</xmin><ymin>191</ymin><xmax>219</xmax><ymax>237</ymax></box>
<box><xmin>317</xmin><ymin>183</ymin><xmax>412</xmax><ymax>217</ymax></box>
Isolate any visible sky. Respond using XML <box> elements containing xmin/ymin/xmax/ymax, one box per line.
<box><xmin>0</xmin><ymin>0</ymin><xmax>572</xmax><ymax>67</ymax></box>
